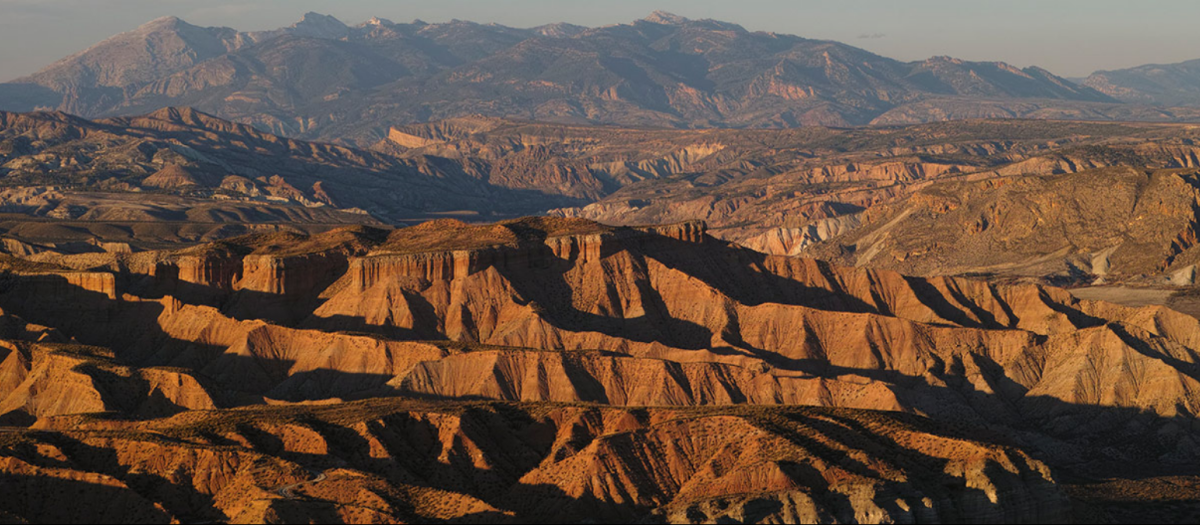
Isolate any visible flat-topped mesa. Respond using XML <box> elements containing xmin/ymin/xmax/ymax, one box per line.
<box><xmin>352</xmin><ymin>250</ymin><xmax>478</xmax><ymax>287</ymax></box>
<box><xmin>350</xmin><ymin>220</ymin><xmax>709</xmax><ymax>290</ymax></box>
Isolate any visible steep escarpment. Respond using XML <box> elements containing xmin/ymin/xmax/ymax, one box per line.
<box><xmin>0</xmin><ymin>220</ymin><xmax>1197</xmax><ymax>434</ymax></box>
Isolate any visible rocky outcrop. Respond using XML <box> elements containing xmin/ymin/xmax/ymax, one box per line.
<box><xmin>635</xmin><ymin>220</ymin><xmax>708</xmax><ymax>243</ymax></box>
<box><xmin>386</xmin><ymin>127</ymin><xmax>445</xmax><ymax>149</ymax></box>
<box><xmin>142</xmin><ymin>164</ymin><xmax>208</xmax><ymax>188</ymax></box>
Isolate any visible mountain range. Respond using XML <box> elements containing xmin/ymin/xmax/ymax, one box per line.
<box><xmin>1086</xmin><ymin>59</ymin><xmax>1200</xmax><ymax>107</ymax></box>
<box><xmin>7</xmin><ymin>11</ymin><xmax>1196</xmax><ymax>146</ymax></box>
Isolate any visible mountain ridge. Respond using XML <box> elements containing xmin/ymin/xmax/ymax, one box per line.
<box><xmin>1085</xmin><ymin>58</ymin><xmax>1200</xmax><ymax>107</ymax></box>
<box><xmin>0</xmin><ymin>11</ymin><xmax>1125</xmax><ymax>145</ymax></box>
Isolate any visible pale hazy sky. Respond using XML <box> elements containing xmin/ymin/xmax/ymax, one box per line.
<box><xmin>2</xmin><ymin>0</ymin><xmax>1199</xmax><ymax>82</ymax></box>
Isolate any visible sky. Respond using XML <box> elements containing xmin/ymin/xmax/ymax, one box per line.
<box><xmin>2</xmin><ymin>0</ymin><xmax>1199</xmax><ymax>81</ymax></box>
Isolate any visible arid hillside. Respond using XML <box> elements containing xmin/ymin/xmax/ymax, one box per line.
<box><xmin>1085</xmin><ymin>58</ymin><xmax>1200</xmax><ymax>107</ymax></box>
<box><xmin>2</xmin><ymin>217</ymin><xmax>1200</xmax><ymax>521</ymax></box>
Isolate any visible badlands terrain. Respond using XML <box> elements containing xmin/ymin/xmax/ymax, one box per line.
<box><xmin>1</xmin><ymin>217</ymin><xmax>1200</xmax><ymax>522</ymax></box>
<box><xmin>10</xmin><ymin>107</ymin><xmax>1200</xmax><ymax>287</ymax></box>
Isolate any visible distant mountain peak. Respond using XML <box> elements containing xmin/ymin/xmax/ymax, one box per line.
<box><xmin>534</xmin><ymin>22</ymin><xmax>586</xmax><ymax>38</ymax></box>
<box><xmin>642</xmin><ymin>11</ymin><xmax>689</xmax><ymax>25</ymax></box>
<box><xmin>298</xmin><ymin>11</ymin><xmax>339</xmax><ymax>23</ymax></box>
<box><xmin>289</xmin><ymin>12</ymin><xmax>348</xmax><ymax>38</ymax></box>
<box><xmin>365</xmin><ymin>16</ymin><xmax>393</xmax><ymax>26</ymax></box>
<box><xmin>134</xmin><ymin>15</ymin><xmax>198</xmax><ymax>34</ymax></box>
<box><xmin>924</xmin><ymin>55</ymin><xmax>965</xmax><ymax>65</ymax></box>
<box><xmin>142</xmin><ymin>15</ymin><xmax>183</xmax><ymax>27</ymax></box>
